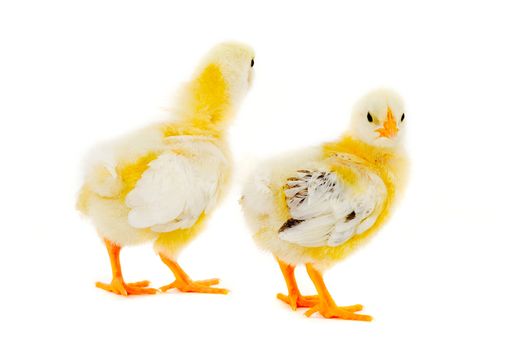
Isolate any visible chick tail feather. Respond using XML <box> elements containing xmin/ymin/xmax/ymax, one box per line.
<box><xmin>241</xmin><ymin>171</ymin><xmax>276</xmax><ymax>233</ymax></box>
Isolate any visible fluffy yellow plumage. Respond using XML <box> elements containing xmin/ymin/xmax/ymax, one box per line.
<box><xmin>241</xmin><ymin>89</ymin><xmax>408</xmax><ymax>320</ymax></box>
<box><xmin>78</xmin><ymin>42</ymin><xmax>255</xmax><ymax>296</ymax></box>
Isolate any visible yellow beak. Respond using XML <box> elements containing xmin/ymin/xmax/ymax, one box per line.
<box><xmin>376</xmin><ymin>107</ymin><xmax>398</xmax><ymax>138</ymax></box>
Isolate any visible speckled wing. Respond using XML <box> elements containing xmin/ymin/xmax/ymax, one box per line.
<box><xmin>125</xmin><ymin>151</ymin><xmax>219</xmax><ymax>233</ymax></box>
<box><xmin>278</xmin><ymin>166</ymin><xmax>387</xmax><ymax>247</ymax></box>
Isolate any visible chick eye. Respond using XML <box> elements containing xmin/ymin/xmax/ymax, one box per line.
<box><xmin>251</xmin><ymin>59</ymin><xmax>254</xmax><ymax>67</ymax></box>
<box><xmin>367</xmin><ymin>112</ymin><xmax>373</xmax><ymax>123</ymax></box>
<box><xmin>401</xmin><ymin>113</ymin><xmax>405</xmax><ymax>122</ymax></box>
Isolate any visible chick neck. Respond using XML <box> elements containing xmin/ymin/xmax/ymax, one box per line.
<box><xmin>324</xmin><ymin>134</ymin><xmax>399</xmax><ymax>167</ymax></box>
<box><xmin>166</xmin><ymin>63</ymin><xmax>238</xmax><ymax>139</ymax></box>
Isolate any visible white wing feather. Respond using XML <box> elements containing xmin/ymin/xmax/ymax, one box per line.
<box><xmin>126</xmin><ymin>139</ymin><xmax>226</xmax><ymax>232</ymax></box>
<box><xmin>278</xmin><ymin>167</ymin><xmax>386</xmax><ymax>247</ymax></box>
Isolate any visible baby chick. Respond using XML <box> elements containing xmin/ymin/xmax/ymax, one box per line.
<box><xmin>78</xmin><ymin>42</ymin><xmax>255</xmax><ymax>296</ymax></box>
<box><xmin>241</xmin><ymin>89</ymin><xmax>408</xmax><ymax>320</ymax></box>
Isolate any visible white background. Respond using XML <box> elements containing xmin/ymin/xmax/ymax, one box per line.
<box><xmin>1</xmin><ymin>0</ymin><xmax>524</xmax><ymax>349</ymax></box>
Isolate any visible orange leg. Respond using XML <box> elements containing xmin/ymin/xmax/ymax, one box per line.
<box><xmin>276</xmin><ymin>258</ymin><xmax>319</xmax><ymax>310</ymax></box>
<box><xmin>304</xmin><ymin>263</ymin><xmax>372</xmax><ymax>321</ymax></box>
<box><xmin>159</xmin><ymin>254</ymin><xmax>228</xmax><ymax>294</ymax></box>
<box><xmin>95</xmin><ymin>239</ymin><xmax>157</xmax><ymax>296</ymax></box>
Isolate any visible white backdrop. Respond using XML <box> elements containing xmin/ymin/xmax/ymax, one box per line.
<box><xmin>1</xmin><ymin>0</ymin><xmax>524</xmax><ymax>349</ymax></box>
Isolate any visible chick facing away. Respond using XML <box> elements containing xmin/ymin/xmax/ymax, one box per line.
<box><xmin>78</xmin><ymin>42</ymin><xmax>255</xmax><ymax>296</ymax></box>
<box><xmin>241</xmin><ymin>89</ymin><xmax>409</xmax><ymax>320</ymax></box>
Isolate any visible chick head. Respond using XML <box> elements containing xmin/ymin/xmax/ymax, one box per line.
<box><xmin>349</xmin><ymin>88</ymin><xmax>406</xmax><ymax>148</ymax></box>
<box><xmin>197</xmin><ymin>41</ymin><xmax>255</xmax><ymax>110</ymax></box>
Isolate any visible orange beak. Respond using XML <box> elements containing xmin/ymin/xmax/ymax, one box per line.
<box><xmin>376</xmin><ymin>107</ymin><xmax>398</xmax><ymax>138</ymax></box>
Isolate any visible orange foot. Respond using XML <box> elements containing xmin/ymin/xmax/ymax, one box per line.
<box><xmin>277</xmin><ymin>293</ymin><xmax>319</xmax><ymax>310</ymax></box>
<box><xmin>96</xmin><ymin>278</ymin><xmax>157</xmax><ymax>296</ymax></box>
<box><xmin>160</xmin><ymin>278</ymin><xmax>228</xmax><ymax>294</ymax></box>
<box><xmin>305</xmin><ymin>303</ymin><xmax>372</xmax><ymax>321</ymax></box>
<box><xmin>159</xmin><ymin>255</ymin><xmax>228</xmax><ymax>294</ymax></box>
<box><xmin>304</xmin><ymin>263</ymin><xmax>373</xmax><ymax>321</ymax></box>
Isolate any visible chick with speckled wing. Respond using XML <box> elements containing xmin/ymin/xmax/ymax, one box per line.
<box><xmin>241</xmin><ymin>89</ymin><xmax>409</xmax><ymax>320</ymax></box>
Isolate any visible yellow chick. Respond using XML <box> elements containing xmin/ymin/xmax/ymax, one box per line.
<box><xmin>78</xmin><ymin>42</ymin><xmax>255</xmax><ymax>296</ymax></box>
<box><xmin>241</xmin><ymin>89</ymin><xmax>408</xmax><ymax>320</ymax></box>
